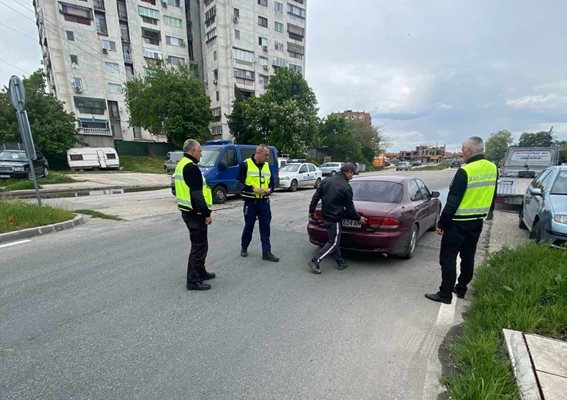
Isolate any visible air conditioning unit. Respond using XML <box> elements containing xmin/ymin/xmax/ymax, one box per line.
<box><xmin>213</xmin><ymin>79</ymin><xmax>218</xmax><ymax>85</ymax></box>
<box><xmin>262</xmin><ymin>65</ymin><xmax>268</xmax><ymax>70</ymax></box>
<box><xmin>74</xmin><ymin>85</ymin><xmax>83</xmax><ymax>93</ymax></box>
<box><xmin>102</xmin><ymin>48</ymin><xmax>108</xmax><ymax>54</ymax></box>
<box><xmin>262</xmin><ymin>46</ymin><xmax>268</xmax><ymax>52</ymax></box>
<box><xmin>233</xmin><ymin>16</ymin><xmax>239</xmax><ymax>23</ymax></box>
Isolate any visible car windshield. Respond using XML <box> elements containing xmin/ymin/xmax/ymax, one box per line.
<box><xmin>280</xmin><ymin>164</ymin><xmax>300</xmax><ymax>172</ymax></box>
<box><xmin>0</xmin><ymin>151</ymin><xmax>27</xmax><ymax>161</ymax></box>
<box><xmin>199</xmin><ymin>148</ymin><xmax>221</xmax><ymax>168</ymax></box>
<box><xmin>551</xmin><ymin>171</ymin><xmax>567</xmax><ymax>195</ymax></box>
<box><xmin>350</xmin><ymin>181</ymin><xmax>403</xmax><ymax>203</ymax></box>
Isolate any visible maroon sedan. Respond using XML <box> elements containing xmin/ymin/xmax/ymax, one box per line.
<box><xmin>307</xmin><ymin>176</ymin><xmax>441</xmax><ymax>258</ymax></box>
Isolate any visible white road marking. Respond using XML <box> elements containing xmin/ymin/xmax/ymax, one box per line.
<box><xmin>0</xmin><ymin>239</ymin><xmax>31</xmax><ymax>249</ymax></box>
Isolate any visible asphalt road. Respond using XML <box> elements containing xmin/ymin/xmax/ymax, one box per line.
<box><xmin>1</xmin><ymin>169</ymin><xmax>457</xmax><ymax>400</ymax></box>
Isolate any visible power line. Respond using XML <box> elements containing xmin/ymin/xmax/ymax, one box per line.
<box><xmin>0</xmin><ymin>58</ymin><xmax>31</xmax><ymax>76</ymax></box>
<box><xmin>0</xmin><ymin>21</ymin><xmax>38</xmax><ymax>42</ymax></box>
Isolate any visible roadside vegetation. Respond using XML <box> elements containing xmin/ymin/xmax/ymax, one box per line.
<box><xmin>0</xmin><ymin>200</ymin><xmax>75</xmax><ymax>233</ymax></box>
<box><xmin>119</xmin><ymin>155</ymin><xmax>166</xmax><ymax>174</ymax></box>
<box><xmin>445</xmin><ymin>243</ymin><xmax>567</xmax><ymax>399</ymax></box>
<box><xmin>0</xmin><ymin>172</ymin><xmax>77</xmax><ymax>191</ymax></box>
<box><xmin>416</xmin><ymin>163</ymin><xmax>450</xmax><ymax>171</ymax></box>
<box><xmin>75</xmin><ymin>209</ymin><xmax>123</xmax><ymax>221</ymax></box>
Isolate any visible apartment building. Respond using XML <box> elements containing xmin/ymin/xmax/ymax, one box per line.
<box><xmin>331</xmin><ymin>110</ymin><xmax>372</xmax><ymax>127</ymax></box>
<box><xmin>399</xmin><ymin>144</ymin><xmax>446</xmax><ymax>164</ymax></box>
<box><xmin>202</xmin><ymin>0</ymin><xmax>307</xmax><ymax>139</ymax></box>
<box><xmin>33</xmin><ymin>0</ymin><xmax>307</xmax><ymax>146</ymax></box>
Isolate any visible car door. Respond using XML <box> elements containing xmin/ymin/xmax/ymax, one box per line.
<box><xmin>416</xmin><ymin>178</ymin><xmax>437</xmax><ymax>227</ymax></box>
<box><xmin>298</xmin><ymin>164</ymin><xmax>309</xmax><ymax>187</ymax></box>
<box><xmin>524</xmin><ymin>169</ymin><xmax>551</xmax><ymax>228</ymax></box>
<box><xmin>219</xmin><ymin>147</ymin><xmax>239</xmax><ymax>193</ymax></box>
<box><xmin>33</xmin><ymin>151</ymin><xmax>44</xmax><ymax>176</ymax></box>
<box><xmin>408</xmin><ymin>179</ymin><xmax>429</xmax><ymax>236</ymax></box>
<box><xmin>307</xmin><ymin>163</ymin><xmax>318</xmax><ymax>186</ymax></box>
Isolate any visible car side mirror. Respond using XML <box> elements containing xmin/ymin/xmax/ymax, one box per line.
<box><xmin>528</xmin><ymin>187</ymin><xmax>542</xmax><ymax>196</ymax></box>
<box><xmin>430</xmin><ymin>191</ymin><xmax>440</xmax><ymax>198</ymax></box>
<box><xmin>218</xmin><ymin>162</ymin><xmax>228</xmax><ymax>171</ymax></box>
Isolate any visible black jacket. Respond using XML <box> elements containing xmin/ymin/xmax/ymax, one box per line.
<box><xmin>182</xmin><ymin>154</ymin><xmax>212</xmax><ymax>217</ymax></box>
<box><xmin>309</xmin><ymin>172</ymin><xmax>360</xmax><ymax>222</ymax></box>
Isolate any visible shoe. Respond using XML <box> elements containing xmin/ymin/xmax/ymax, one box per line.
<box><xmin>453</xmin><ymin>287</ymin><xmax>465</xmax><ymax>299</ymax></box>
<box><xmin>202</xmin><ymin>272</ymin><xmax>216</xmax><ymax>280</ymax></box>
<box><xmin>425</xmin><ymin>292</ymin><xmax>451</xmax><ymax>304</ymax></box>
<box><xmin>240</xmin><ymin>248</ymin><xmax>248</xmax><ymax>257</ymax></box>
<box><xmin>337</xmin><ymin>262</ymin><xmax>349</xmax><ymax>270</ymax></box>
<box><xmin>308</xmin><ymin>260</ymin><xmax>321</xmax><ymax>274</ymax></box>
<box><xmin>262</xmin><ymin>253</ymin><xmax>279</xmax><ymax>262</ymax></box>
<box><xmin>187</xmin><ymin>281</ymin><xmax>211</xmax><ymax>291</ymax></box>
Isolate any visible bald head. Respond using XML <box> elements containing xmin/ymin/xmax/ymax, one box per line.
<box><xmin>462</xmin><ymin>136</ymin><xmax>484</xmax><ymax>162</ymax></box>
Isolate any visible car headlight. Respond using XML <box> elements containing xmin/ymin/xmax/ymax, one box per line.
<box><xmin>554</xmin><ymin>215</ymin><xmax>567</xmax><ymax>224</ymax></box>
<box><xmin>13</xmin><ymin>166</ymin><xmax>24</xmax><ymax>172</ymax></box>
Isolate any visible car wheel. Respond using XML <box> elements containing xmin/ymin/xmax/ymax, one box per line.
<box><xmin>529</xmin><ymin>219</ymin><xmax>541</xmax><ymax>242</ymax></box>
<box><xmin>331</xmin><ymin>170</ymin><xmax>337</xmax><ymax>176</ymax></box>
<box><xmin>212</xmin><ymin>185</ymin><xmax>227</xmax><ymax>204</ymax></box>
<box><xmin>519</xmin><ymin>208</ymin><xmax>527</xmax><ymax>230</ymax></box>
<box><xmin>289</xmin><ymin>179</ymin><xmax>298</xmax><ymax>192</ymax></box>
<box><xmin>314</xmin><ymin>177</ymin><xmax>321</xmax><ymax>189</ymax></box>
<box><xmin>428</xmin><ymin>207</ymin><xmax>440</xmax><ymax>231</ymax></box>
<box><xmin>400</xmin><ymin>224</ymin><xmax>418</xmax><ymax>259</ymax></box>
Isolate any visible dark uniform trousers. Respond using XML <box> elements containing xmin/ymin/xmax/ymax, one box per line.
<box><xmin>439</xmin><ymin>219</ymin><xmax>484</xmax><ymax>297</ymax></box>
<box><xmin>241</xmin><ymin>198</ymin><xmax>271</xmax><ymax>254</ymax></box>
<box><xmin>182</xmin><ymin>211</ymin><xmax>208</xmax><ymax>284</ymax></box>
<box><xmin>315</xmin><ymin>220</ymin><xmax>346</xmax><ymax>265</ymax></box>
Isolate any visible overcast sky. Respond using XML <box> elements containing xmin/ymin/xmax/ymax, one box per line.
<box><xmin>2</xmin><ymin>0</ymin><xmax>567</xmax><ymax>151</ymax></box>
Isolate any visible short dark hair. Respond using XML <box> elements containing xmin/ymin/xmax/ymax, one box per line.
<box><xmin>340</xmin><ymin>163</ymin><xmax>356</xmax><ymax>173</ymax></box>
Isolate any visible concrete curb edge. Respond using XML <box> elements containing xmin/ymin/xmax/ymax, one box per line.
<box><xmin>502</xmin><ymin>329</ymin><xmax>543</xmax><ymax>400</ymax></box>
<box><xmin>0</xmin><ymin>214</ymin><xmax>85</xmax><ymax>244</ymax></box>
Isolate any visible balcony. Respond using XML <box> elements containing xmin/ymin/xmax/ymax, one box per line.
<box><xmin>79</xmin><ymin>127</ymin><xmax>111</xmax><ymax>136</ymax></box>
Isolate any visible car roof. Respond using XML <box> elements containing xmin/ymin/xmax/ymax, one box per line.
<box><xmin>351</xmin><ymin>175</ymin><xmax>408</xmax><ymax>183</ymax></box>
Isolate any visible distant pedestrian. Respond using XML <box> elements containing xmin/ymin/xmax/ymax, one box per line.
<box><xmin>174</xmin><ymin>139</ymin><xmax>216</xmax><ymax>291</ymax></box>
<box><xmin>425</xmin><ymin>137</ymin><xmax>497</xmax><ymax>304</ymax></box>
<box><xmin>237</xmin><ymin>144</ymin><xmax>279</xmax><ymax>262</ymax></box>
<box><xmin>307</xmin><ymin>163</ymin><xmax>367</xmax><ymax>274</ymax></box>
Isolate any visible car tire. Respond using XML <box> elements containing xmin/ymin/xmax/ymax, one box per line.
<box><xmin>212</xmin><ymin>185</ymin><xmax>227</xmax><ymax>204</ymax></box>
<box><xmin>519</xmin><ymin>208</ymin><xmax>527</xmax><ymax>230</ymax></box>
<box><xmin>400</xmin><ymin>224</ymin><xmax>418</xmax><ymax>259</ymax></box>
<box><xmin>331</xmin><ymin>170</ymin><xmax>337</xmax><ymax>176</ymax></box>
<box><xmin>529</xmin><ymin>219</ymin><xmax>541</xmax><ymax>242</ymax></box>
<box><xmin>428</xmin><ymin>207</ymin><xmax>440</xmax><ymax>231</ymax></box>
<box><xmin>289</xmin><ymin>179</ymin><xmax>298</xmax><ymax>192</ymax></box>
<box><xmin>314</xmin><ymin>177</ymin><xmax>321</xmax><ymax>189</ymax></box>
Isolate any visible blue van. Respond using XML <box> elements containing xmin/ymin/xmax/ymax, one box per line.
<box><xmin>171</xmin><ymin>141</ymin><xmax>279</xmax><ymax>204</ymax></box>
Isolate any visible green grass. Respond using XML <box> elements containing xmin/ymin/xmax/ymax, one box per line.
<box><xmin>0</xmin><ymin>200</ymin><xmax>76</xmax><ymax>233</ymax></box>
<box><xmin>119</xmin><ymin>155</ymin><xmax>167</xmax><ymax>174</ymax></box>
<box><xmin>74</xmin><ymin>209</ymin><xmax>123</xmax><ymax>221</ymax></box>
<box><xmin>415</xmin><ymin>163</ymin><xmax>450</xmax><ymax>170</ymax></box>
<box><xmin>0</xmin><ymin>172</ymin><xmax>78</xmax><ymax>191</ymax></box>
<box><xmin>445</xmin><ymin>243</ymin><xmax>567</xmax><ymax>399</ymax></box>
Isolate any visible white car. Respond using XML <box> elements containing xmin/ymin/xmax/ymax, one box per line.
<box><xmin>278</xmin><ymin>163</ymin><xmax>322</xmax><ymax>192</ymax></box>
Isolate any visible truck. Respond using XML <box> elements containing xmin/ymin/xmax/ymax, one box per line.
<box><xmin>496</xmin><ymin>146</ymin><xmax>559</xmax><ymax>205</ymax></box>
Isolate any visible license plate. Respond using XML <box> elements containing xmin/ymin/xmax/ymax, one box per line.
<box><xmin>342</xmin><ymin>219</ymin><xmax>361</xmax><ymax>228</ymax></box>
<box><xmin>0</xmin><ymin>174</ymin><xmax>11</xmax><ymax>179</ymax></box>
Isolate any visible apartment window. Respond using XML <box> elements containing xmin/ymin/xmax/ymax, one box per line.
<box><xmin>287</xmin><ymin>3</ymin><xmax>305</xmax><ymax>18</ymax></box>
<box><xmin>212</xmin><ymin>107</ymin><xmax>221</xmax><ymax>121</ymax></box>
<box><xmin>120</xmin><ymin>22</ymin><xmax>130</xmax><ymax>42</ymax></box>
<box><xmin>274</xmin><ymin>1</ymin><xmax>283</xmax><ymax>12</ymax></box>
<box><xmin>117</xmin><ymin>0</ymin><xmax>127</xmax><ymax>19</ymax></box>
<box><xmin>101</xmin><ymin>39</ymin><xmax>116</xmax><ymax>51</ymax></box>
<box><xmin>72</xmin><ymin>77</ymin><xmax>84</xmax><ymax>91</ymax></box>
<box><xmin>233</xmin><ymin>48</ymin><xmax>254</xmax><ymax>63</ymax></box>
<box><xmin>164</xmin><ymin>16</ymin><xmax>182</xmax><ymax>28</ymax></box>
<box><xmin>107</xmin><ymin>83</ymin><xmax>123</xmax><ymax>94</ymax></box>
<box><xmin>289</xmin><ymin>64</ymin><xmax>302</xmax><ymax>74</ymax></box>
<box><xmin>258</xmin><ymin>36</ymin><xmax>268</xmax><ymax>46</ymax></box>
<box><xmin>272</xmin><ymin>56</ymin><xmax>286</xmax><ymax>67</ymax></box>
<box><xmin>125</xmin><ymin>64</ymin><xmax>135</xmax><ymax>79</ymax></box>
<box><xmin>105</xmin><ymin>62</ymin><xmax>119</xmax><ymax>73</ymax></box>
<box><xmin>142</xmin><ymin>28</ymin><xmax>161</xmax><ymax>45</ymax></box>
<box><xmin>234</xmin><ymin>68</ymin><xmax>254</xmax><ymax>81</ymax></box>
<box><xmin>167</xmin><ymin>56</ymin><xmax>185</xmax><ymax>66</ymax></box>
<box><xmin>141</xmin><ymin>16</ymin><xmax>157</xmax><ymax>25</ymax></box>
<box><xmin>122</xmin><ymin>43</ymin><xmax>132</xmax><ymax>61</ymax></box>
<box><xmin>70</xmin><ymin>55</ymin><xmax>79</xmax><ymax>65</ymax></box>
<box><xmin>234</xmin><ymin>29</ymin><xmax>240</xmax><ymax>40</ymax></box>
<box><xmin>274</xmin><ymin>42</ymin><xmax>283</xmax><ymax>52</ymax></box>
<box><xmin>66</xmin><ymin>30</ymin><xmax>74</xmax><ymax>41</ymax></box>
<box><xmin>258</xmin><ymin>0</ymin><xmax>267</xmax><ymax>6</ymax></box>
<box><xmin>74</xmin><ymin>97</ymin><xmax>106</xmax><ymax>114</ymax></box>
<box><xmin>205</xmin><ymin>6</ymin><xmax>216</xmax><ymax>27</ymax></box>
<box><xmin>166</xmin><ymin>0</ymin><xmax>180</xmax><ymax>6</ymax></box>
<box><xmin>133</xmin><ymin>126</ymin><xmax>142</xmax><ymax>139</ymax></box>
<box><xmin>233</xmin><ymin>8</ymin><xmax>239</xmax><ymax>18</ymax></box>
<box><xmin>292</xmin><ymin>0</ymin><xmax>304</xmax><ymax>3</ymax></box>
<box><xmin>274</xmin><ymin>21</ymin><xmax>283</xmax><ymax>32</ymax></box>
<box><xmin>216</xmin><ymin>91</ymin><xmax>219</xmax><ymax>101</ymax></box>
<box><xmin>58</xmin><ymin>2</ymin><xmax>93</xmax><ymax>25</ymax></box>
<box><xmin>213</xmin><ymin>69</ymin><xmax>218</xmax><ymax>80</ymax></box>
<box><xmin>141</xmin><ymin>0</ymin><xmax>156</xmax><ymax>4</ymax></box>
<box><xmin>206</xmin><ymin>28</ymin><xmax>217</xmax><ymax>42</ymax></box>
<box><xmin>138</xmin><ymin>5</ymin><xmax>160</xmax><ymax>20</ymax></box>
<box><xmin>204</xmin><ymin>0</ymin><xmax>214</xmax><ymax>6</ymax></box>
<box><xmin>143</xmin><ymin>48</ymin><xmax>163</xmax><ymax>59</ymax></box>
<box><xmin>287</xmin><ymin>23</ymin><xmax>305</xmax><ymax>41</ymax></box>
<box><xmin>288</xmin><ymin>42</ymin><xmax>304</xmax><ymax>59</ymax></box>
<box><xmin>213</xmin><ymin>51</ymin><xmax>217</xmax><ymax>60</ymax></box>
<box><xmin>259</xmin><ymin>74</ymin><xmax>269</xmax><ymax>85</ymax></box>
<box><xmin>211</xmin><ymin>125</ymin><xmax>223</xmax><ymax>135</ymax></box>
<box><xmin>258</xmin><ymin>56</ymin><xmax>268</xmax><ymax>66</ymax></box>
<box><xmin>107</xmin><ymin>100</ymin><xmax>120</xmax><ymax>118</ymax></box>
<box><xmin>166</xmin><ymin>35</ymin><xmax>184</xmax><ymax>47</ymax></box>
<box><xmin>258</xmin><ymin>16</ymin><xmax>268</xmax><ymax>28</ymax></box>
<box><xmin>95</xmin><ymin>12</ymin><xmax>107</xmax><ymax>34</ymax></box>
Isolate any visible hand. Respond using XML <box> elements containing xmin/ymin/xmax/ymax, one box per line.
<box><xmin>436</xmin><ymin>228</ymin><xmax>444</xmax><ymax>235</ymax></box>
<box><xmin>309</xmin><ymin>213</ymin><xmax>318</xmax><ymax>221</ymax></box>
<box><xmin>253</xmin><ymin>187</ymin><xmax>264</xmax><ymax>194</ymax></box>
<box><xmin>359</xmin><ymin>216</ymin><xmax>368</xmax><ymax>225</ymax></box>
<box><xmin>205</xmin><ymin>216</ymin><xmax>212</xmax><ymax>225</ymax></box>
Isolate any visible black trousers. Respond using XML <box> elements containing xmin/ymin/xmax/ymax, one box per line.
<box><xmin>241</xmin><ymin>199</ymin><xmax>272</xmax><ymax>254</ymax></box>
<box><xmin>314</xmin><ymin>220</ymin><xmax>345</xmax><ymax>265</ymax></box>
<box><xmin>439</xmin><ymin>219</ymin><xmax>484</xmax><ymax>298</ymax></box>
<box><xmin>182</xmin><ymin>212</ymin><xmax>208</xmax><ymax>284</ymax></box>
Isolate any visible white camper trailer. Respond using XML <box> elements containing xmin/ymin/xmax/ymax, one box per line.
<box><xmin>67</xmin><ymin>147</ymin><xmax>120</xmax><ymax>170</ymax></box>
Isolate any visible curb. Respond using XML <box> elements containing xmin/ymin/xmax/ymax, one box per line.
<box><xmin>502</xmin><ymin>329</ymin><xmax>543</xmax><ymax>400</ymax></box>
<box><xmin>0</xmin><ymin>185</ymin><xmax>169</xmax><ymax>200</ymax></box>
<box><xmin>0</xmin><ymin>214</ymin><xmax>85</xmax><ymax>244</ymax></box>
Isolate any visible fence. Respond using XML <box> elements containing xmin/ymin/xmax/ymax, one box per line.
<box><xmin>114</xmin><ymin>140</ymin><xmax>175</xmax><ymax>157</ymax></box>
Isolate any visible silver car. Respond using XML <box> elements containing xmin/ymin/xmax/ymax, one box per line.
<box><xmin>318</xmin><ymin>162</ymin><xmax>344</xmax><ymax>176</ymax></box>
<box><xmin>520</xmin><ymin>166</ymin><xmax>567</xmax><ymax>248</ymax></box>
<box><xmin>164</xmin><ymin>151</ymin><xmax>183</xmax><ymax>172</ymax></box>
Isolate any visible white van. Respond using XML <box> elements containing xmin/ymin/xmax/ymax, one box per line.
<box><xmin>67</xmin><ymin>147</ymin><xmax>120</xmax><ymax>170</ymax></box>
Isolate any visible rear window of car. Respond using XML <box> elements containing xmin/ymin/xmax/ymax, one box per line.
<box><xmin>350</xmin><ymin>181</ymin><xmax>403</xmax><ymax>203</ymax></box>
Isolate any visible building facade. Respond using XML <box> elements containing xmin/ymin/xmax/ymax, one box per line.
<box><xmin>331</xmin><ymin>110</ymin><xmax>372</xmax><ymax>127</ymax></box>
<box><xmin>33</xmin><ymin>0</ymin><xmax>307</xmax><ymax>146</ymax></box>
<box><xmin>399</xmin><ymin>144</ymin><xmax>446</xmax><ymax>164</ymax></box>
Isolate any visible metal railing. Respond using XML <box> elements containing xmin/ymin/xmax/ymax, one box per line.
<box><xmin>80</xmin><ymin>128</ymin><xmax>112</xmax><ymax>136</ymax></box>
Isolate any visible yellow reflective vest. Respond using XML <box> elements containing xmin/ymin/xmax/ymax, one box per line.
<box><xmin>173</xmin><ymin>156</ymin><xmax>213</xmax><ymax>212</ymax></box>
<box><xmin>453</xmin><ymin>159</ymin><xmax>497</xmax><ymax>221</ymax></box>
<box><xmin>241</xmin><ymin>158</ymin><xmax>271</xmax><ymax>199</ymax></box>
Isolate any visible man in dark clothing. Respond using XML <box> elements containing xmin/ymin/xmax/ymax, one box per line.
<box><xmin>174</xmin><ymin>139</ymin><xmax>215</xmax><ymax>291</ymax></box>
<box><xmin>307</xmin><ymin>163</ymin><xmax>367</xmax><ymax>274</ymax></box>
<box><xmin>425</xmin><ymin>137</ymin><xmax>497</xmax><ymax>304</ymax></box>
<box><xmin>236</xmin><ymin>144</ymin><xmax>279</xmax><ymax>262</ymax></box>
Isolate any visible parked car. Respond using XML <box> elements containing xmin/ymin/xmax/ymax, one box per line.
<box><xmin>67</xmin><ymin>147</ymin><xmax>120</xmax><ymax>170</ymax></box>
<box><xmin>412</xmin><ymin>161</ymin><xmax>422</xmax><ymax>167</ymax></box>
<box><xmin>396</xmin><ymin>161</ymin><xmax>411</xmax><ymax>171</ymax></box>
<box><xmin>451</xmin><ymin>159</ymin><xmax>463</xmax><ymax>168</ymax></box>
<box><xmin>164</xmin><ymin>150</ymin><xmax>183</xmax><ymax>172</ymax></box>
<box><xmin>519</xmin><ymin>166</ymin><xmax>567</xmax><ymax>248</ymax></box>
<box><xmin>0</xmin><ymin>149</ymin><xmax>48</xmax><ymax>179</ymax></box>
<box><xmin>278</xmin><ymin>162</ymin><xmax>322</xmax><ymax>191</ymax></box>
<box><xmin>307</xmin><ymin>176</ymin><xmax>441</xmax><ymax>258</ymax></box>
<box><xmin>170</xmin><ymin>142</ymin><xmax>279</xmax><ymax>204</ymax></box>
<box><xmin>318</xmin><ymin>162</ymin><xmax>344</xmax><ymax>176</ymax></box>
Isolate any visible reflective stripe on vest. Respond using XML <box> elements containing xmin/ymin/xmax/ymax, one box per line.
<box><xmin>241</xmin><ymin>158</ymin><xmax>271</xmax><ymax>199</ymax></box>
<box><xmin>173</xmin><ymin>157</ymin><xmax>213</xmax><ymax>211</ymax></box>
<box><xmin>453</xmin><ymin>159</ymin><xmax>497</xmax><ymax>221</ymax></box>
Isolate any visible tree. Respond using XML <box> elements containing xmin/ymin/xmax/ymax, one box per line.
<box><xmin>319</xmin><ymin>115</ymin><xmax>362</xmax><ymax>162</ymax></box>
<box><xmin>484</xmin><ymin>129</ymin><xmax>513</xmax><ymax>164</ymax></box>
<box><xmin>351</xmin><ymin>120</ymin><xmax>385</xmax><ymax>163</ymax></box>
<box><xmin>228</xmin><ymin>68</ymin><xmax>319</xmax><ymax>156</ymax></box>
<box><xmin>124</xmin><ymin>64</ymin><xmax>212</xmax><ymax>147</ymax></box>
<box><xmin>554</xmin><ymin>140</ymin><xmax>567</xmax><ymax>164</ymax></box>
<box><xmin>0</xmin><ymin>69</ymin><xmax>78</xmax><ymax>158</ymax></box>
<box><xmin>518</xmin><ymin>129</ymin><xmax>554</xmax><ymax>147</ymax></box>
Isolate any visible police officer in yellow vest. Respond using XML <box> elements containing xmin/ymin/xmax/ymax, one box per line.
<box><xmin>237</xmin><ymin>144</ymin><xmax>279</xmax><ymax>262</ymax></box>
<box><xmin>426</xmin><ymin>137</ymin><xmax>497</xmax><ymax>304</ymax></box>
<box><xmin>174</xmin><ymin>139</ymin><xmax>215</xmax><ymax>291</ymax></box>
